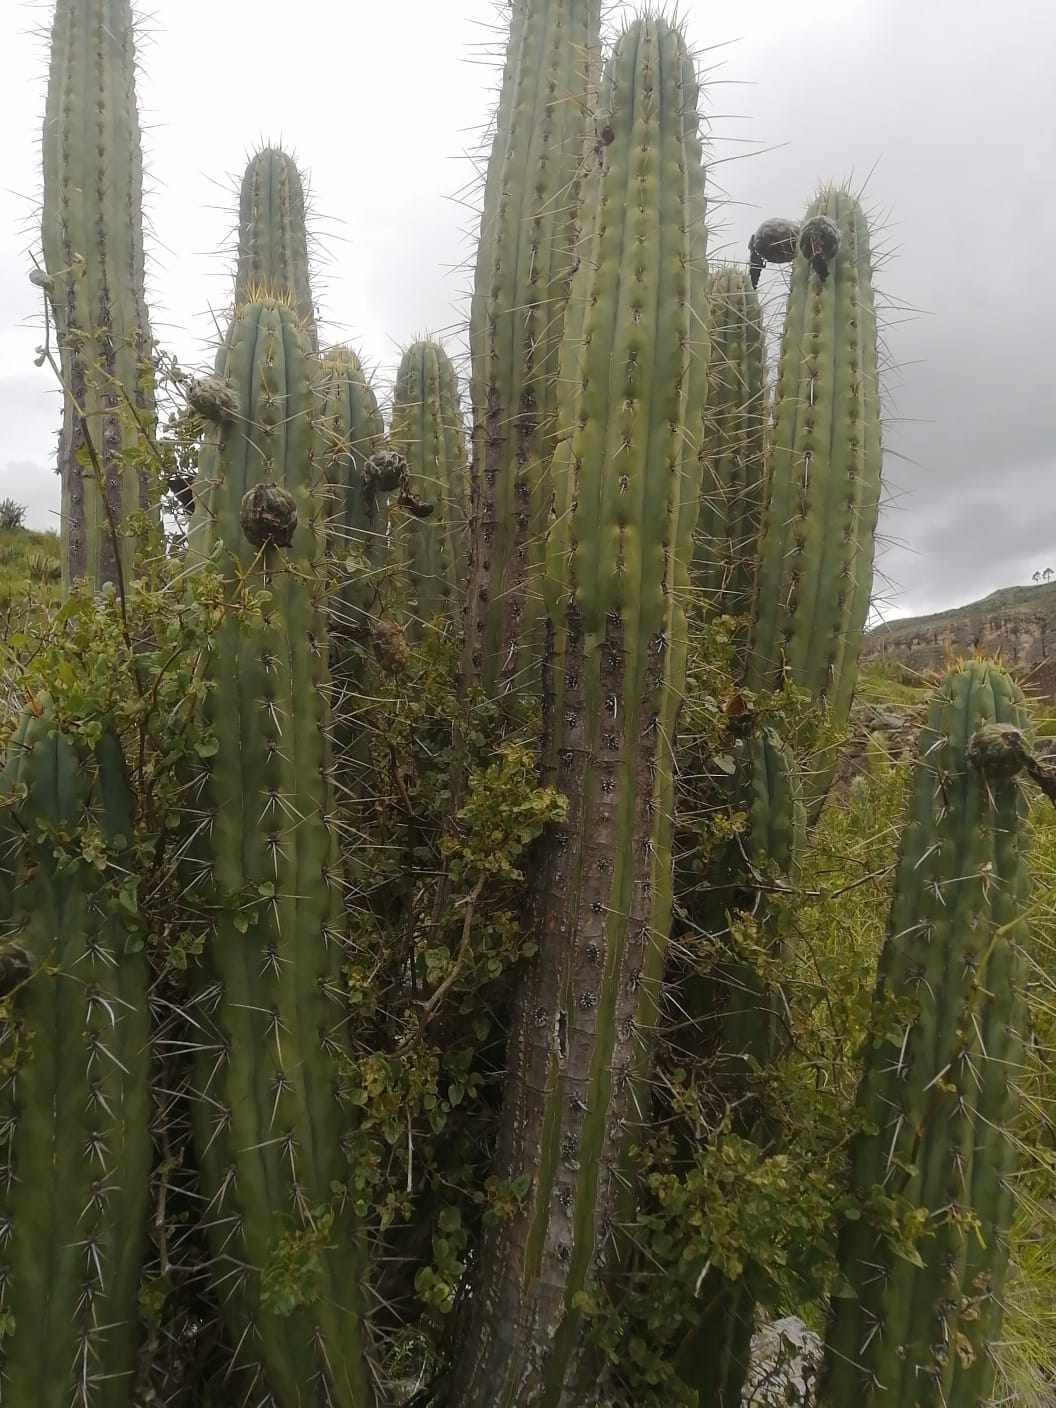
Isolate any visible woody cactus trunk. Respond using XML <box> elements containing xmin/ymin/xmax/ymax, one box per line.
<box><xmin>5</xmin><ymin>1</ymin><xmax>1040</xmax><ymax>1407</ymax></box>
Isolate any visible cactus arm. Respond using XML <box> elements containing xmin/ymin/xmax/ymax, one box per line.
<box><xmin>747</xmin><ymin>187</ymin><xmax>881</xmax><ymax>773</ymax></box>
<box><xmin>235</xmin><ymin>148</ymin><xmax>317</xmax><ymax>346</ymax></box>
<box><xmin>188</xmin><ymin>301</ymin><xmax>373</xmax><ymax>1408</ymax></box>
<box><xmin>42</xmin><ymin>0</ymin><xmax>155</xmax><ymax>591</ymax></box>
<box><xmin>463</xmin><ymin>0</ymin><xmax>601</xmax><ymax>697</ymax></box>
<box><xmin>390</xmin><ymin>340</ymin><xmax>469</xmax><ymax>631</ymax></box>
<box><xmin>456</xmin><ymin>22</ymin><xmax>707</xmax><ymax>1402</ymax></box>
<box><xmin>821</xmin><ymin>663</ymin><xmax>1030</xmax><ymax>1408</ymax></box>
<box><xmin>0</xmin><ymin>718</ymin><xmax>150</xmax><ymax>1408</ymax></box>
<box><xmin>693</xmin><ymin>268</ymin><xmax>767</xmax><ymax>620</ymax></box>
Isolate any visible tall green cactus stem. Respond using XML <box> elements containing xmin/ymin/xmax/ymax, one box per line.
<box><xmin>693</xmin><ymin>268</ymin><xmax>766</xmax><ymax>621</ymax></box>
<box><xmin>315</xmin><ymin>347</ymin><xmax>386</xmax><ymax>634</ymax></box>
<box><xmin>186</xmin><ymin>300</ymin><xmax>372</xmax><ymax>1407</ymax></box>
<box><xmin>457</xmin><ymin>21</ymin><xmax>707</xmax><ymax>1403</ymax></box>
<box><xmin>0</xmin><ymin>713</ymin><xmax>150</xmax><ymax>1407</ymax></box>
<box><xmin>822</xmin><ymin>661</ymin><xmax>1030</xmax><ymax>1408</ymax></box>
<box><xmin>463</xmin><ymin>0</ymin><xmax>601</xmax><ymax>698</ymax></box>
<box><xmin>747</xmin><ymin>186</ymin><xmax>882</xmax><ymax>803</ymax></box>
<box><xmin>42</xmin><ymin>0</ymin><xmax>156</xmax><ymax>591</ymax></box>
<box><xmin>389</xmin><ymin>340</ymin><xmax>469</xmax><ymax>634</ymax></box>
<box><xmin>314</xmin><ymin>347</ymin><xmax>387</xmax><ymax>779</ymax></box>
<box><xmin>673</xmin><ymin>724</ymin><xmax>799</xmax><ymax>1407</ymax></box>
<box><xmin>234</xmin><ymin>148</ymin><xmax>317</xmax><ymax>346</ymax></box>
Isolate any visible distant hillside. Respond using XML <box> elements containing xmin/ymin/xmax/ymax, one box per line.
<box><xmin>863</xmin><ymin>581</ymin><xmax>1056</xmax><ymax>694</ymax></box>
<box><xmin>0</xmin><ymin>525</ymin><xmax>62</xmax><ymax>647</ymax></box>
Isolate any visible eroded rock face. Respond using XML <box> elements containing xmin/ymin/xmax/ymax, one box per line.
<box><xmin>862</xmin><ymin>583</ymin><xmax>1056</xmax><ymax>695</ymax></box>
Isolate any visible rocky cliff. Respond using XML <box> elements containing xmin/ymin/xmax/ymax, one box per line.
<box><xmin>862</xmin><ymin>582</ymin><xmax>1056</xmax><ymax>695</ymax></box>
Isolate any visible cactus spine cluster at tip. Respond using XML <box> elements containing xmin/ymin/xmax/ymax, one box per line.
<box><xmin>235</xmin><ymin>148</ymin><xmax>317</xmax><ymax>347</ymax></box>
<box><xmin>0</xmin><ymin>714</ymin><xmax>149</xmax><ymax>1408</ymax></box>
<box><xmin>822</xmin><ymin>661</ymin><xmax>1030</xmax><ymax>1408</ymax></box>
<box><xmin>694</xmin><ymin>268</ymin><xmax>767</xmax><ymax>621</ymax></box>
<box><xmin>390</xmin><ymin>340</ymin><xmax>469</xmax><ymax>634</ymax></box>
<box><xmin>42</xmin><ymin>0</ymin><xmax>156</xmax><ymax>592</ymax></box>
<box><xmin>457</xmin><ymin>19</ymin><xmax>708</xmax><ymax>1403</ymax></box>
<box><xmin>186</xmin><ymin>300</ymin><xmax>372</xmax><ymax>1408</ymax></box>
<box><xmin>747</xmin><ymin>187</ymin><xmax>882</xmax><ymax>748</ymax></box>
<box><xmin>463</xmin><ymin>0</ymin><xmax>602</xmax><ymax>699</ymax></box>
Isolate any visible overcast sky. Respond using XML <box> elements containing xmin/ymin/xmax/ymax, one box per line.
<box><xmin>1</xmin><ymin>0</ymin><xmax>1053</xmax><ymax>620</ymax></box>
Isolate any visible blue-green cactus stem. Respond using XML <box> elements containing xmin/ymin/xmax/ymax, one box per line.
<box><xmin>456</xmin><ymin>19</ymin><xmax>708</xmax><ymax>1403</ymax></box>
<box><xmin>821</xmin><ymin>661</ymin><xmax>1030</xmax><ymax>1408</ymax></box>
<box><xmin>463</xmin><ymin>0</ymin><xmax>601</xmax><ymax>699</ymax></box>
<box><xmin>0</xmin><ymin>711</ymin><xmax>149</xmax><ymax>1408</ymax></box>
<box><xmin>42</xmin><ymin>0</ymin><xmax>156</xmax><ymax>591</ymax></box>
<box><xmin>390</xmin><ymin>340</ymin><xmax>469</xmax><ymax>634</ymax></box>
<box><xmin>186</xmin><ymin>299</ymin><xmax>373</xmax><ymax>1407</ymax></box>
<box><xmin>693</xmin><ymin>267</ymin><xmax>767</xmax><ymax>621</ymax></box>
<box><xmin>747</xmin><ymin>185</ymin><xmax>882</xmax><ymax>804</ymax></box>
<box><xmin>235</xmin><ymin>147</ymin><xmax>317</xmax><ymax>346</ymax></box>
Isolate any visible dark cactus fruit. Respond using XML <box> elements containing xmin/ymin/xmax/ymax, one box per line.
<box><xmin>42</xmin><ymin>0</ymin><xmax>156</xmax><ymax>590</ymax></box>
<box><xmin>748</xmin><ymin>216</ymin><xmax>800</xmax><ymax>286</ymax></box>
<box><xmin>0</xmin><ymin>711</ymin><xmax>150</xmax><ymax>1408</ymax></box>
<box><xmin>821</xmin><ymin>661</ymin><xmax>1031</xmax><ymax>1408</ymax></box>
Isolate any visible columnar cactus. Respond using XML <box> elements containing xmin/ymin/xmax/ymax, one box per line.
<box><xmin>185</xmin><ymin>298</ymin><xmax>373</xmax><ymax>1407</ymax></box>
<box><xmin>389</xmin><ymin>340</ymin><xmax>469</xmax><ymax>634</ymax></box>
<box><xmin>456</xmin><ymin>19</ymin><xmax>708</xmax><ymax>1401</ymax></box>
<box><xmin>694</xmin><ymin>267</ymin><xmax>767</xmax><ymax>621</ymax></box>
<box><xmin>234</xmin><ymin>147</ymin><xmax>317</xmax><ymax>347</ymax></box>
<box><xmin>822</xmin><ymin>661</ymin><xmax>1030</xmax><ymax>1407</ymax></box>
<box><xmin>42</xmin><ymin>0</ymin><xmax>155</xmax><ymax>591</ymax></box>
<box><xmin>747</xmin><ymin>186</ymin><xmax>882</xmax><ymax>803</ymax></box>
<box><xmin>0</xmin><ymin>713</ymin><xmax>149</xmax><ymax>1408</ymax></box>
<box><xmin>462</xmin><ymin>0</ymin><xmax>601</xmax><ymax>698</ymax></box>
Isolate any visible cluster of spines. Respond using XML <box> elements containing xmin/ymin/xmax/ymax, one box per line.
<box><xmin>235</xmin><ymin>147</ymin><xmax>317</xmax><ymax>347</ymax></box>
<box><xmin>0</xmin><ymin>712</ymin><xmax>149</xmax><ymax>1408</ymax></box>
<box><xmin>822</xmin><ymin>661</ymin><xmax>1030</xmax><ymax>1407</ymax></box>
<box><xmin>462</xmin><ymin>0</ymin><xmax>602</xmax><ymax>699</ymax></box>
<box><xmin>457</xmin><ymin>17</ymin><xmax>709</xmax><ymax>1403</ymax></box>
<box><xmin>185</xmin><ymin>299</ymin><xmax>372</xmax><ymax>1407</ymax></box>
<box><xmin>389</xmin><ymin>339</ymin><xmax>469</xmax><ymax>635</ymax></box>
<box><xmin>42</xmin><ymin>0</ymin><xmax>156</xmax><ymax>591</ymax></box>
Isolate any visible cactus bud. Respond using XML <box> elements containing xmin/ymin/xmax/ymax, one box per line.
<box><xmin>240</xmin><ymin>483</ymin><xmax>298</xmax><ymax>547</ymax></box>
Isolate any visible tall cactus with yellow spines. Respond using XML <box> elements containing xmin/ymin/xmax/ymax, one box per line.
<box><xmin>235</xmin><ymin>148</ymin><xmax>317</xmax><ymax>348</ymax></box>
<box><xmin>456</xmin><ymin>19</ymin><xmax>708</xmax><ymax>1402</ymax></box>
<box><xmin>389</xmin><ymin>340</ymin><xmax>469</xmax><ymax>635</ymax></box>
<box><xmin>463</xmin><ymin>0</ymin><xmax>602</xmax><ymax>699</ymax></box>
<box><xmin>0</xmin><ymin>712</ymin><xmax>150</xmax><ymax>1408</ymax></box>
<box><xmin>185</xmin><ymin>298</ymin><xmax>373</xmax><ymax>1408</ymax></box>
<box><xmin>41</xmin><ymin>0</ymin><xmax>156</xmax><ymax>591</ymax></box>
<box><xmin>747</xmin><ymin>186</ymin><xmax>883</xmax><ymax>804</ymax></box>
<box><xmin>821</xmin><ymin>662</ymin><xmax>1030</xmax><ymax>1408</ymax></box>
<box><xmin>694</xmin><ymin>267</ymin><xmax>767</xmax><ymax>621</ymax></box>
